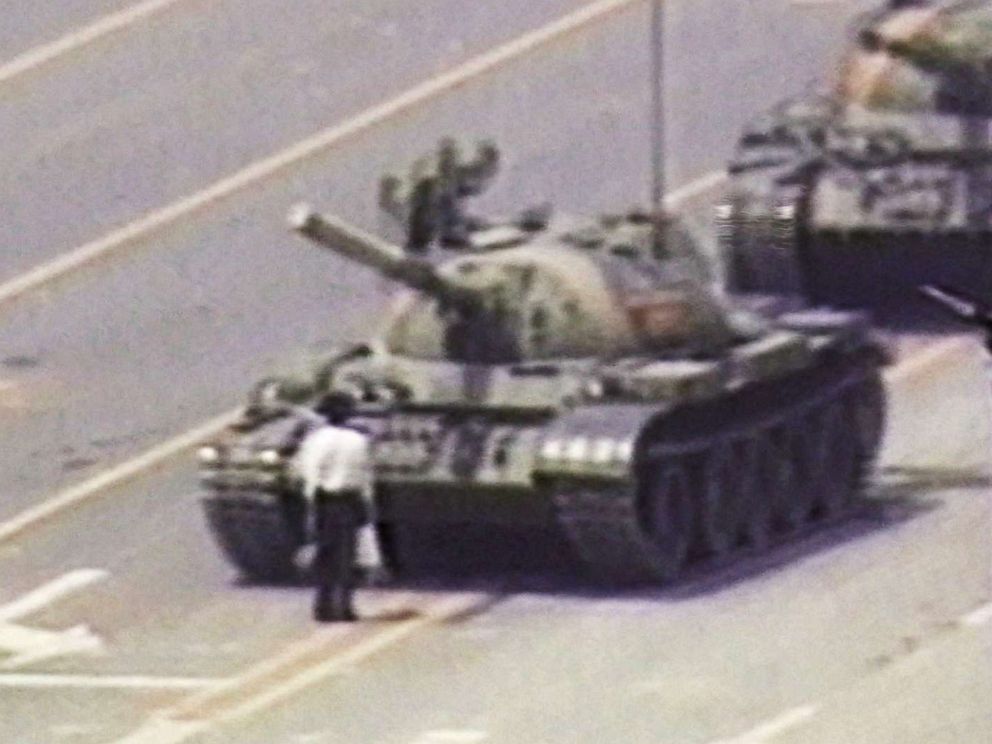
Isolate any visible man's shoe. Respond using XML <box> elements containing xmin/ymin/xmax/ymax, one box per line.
<box><xmin>314</xmin><ymin>602</ymin><xmax>358</xmax><ymax>623</ymax></box>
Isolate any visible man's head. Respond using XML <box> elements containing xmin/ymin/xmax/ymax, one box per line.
<box><xmin>314</xmin><ymin>391</ymin><xmax>357</xmax><ymax>426</ymax></box>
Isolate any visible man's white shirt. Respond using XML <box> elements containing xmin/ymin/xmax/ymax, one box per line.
<box><xmin>293</xmin><ymin>425</ymin><xmax>373</xmax><ymax>498</ymax></box>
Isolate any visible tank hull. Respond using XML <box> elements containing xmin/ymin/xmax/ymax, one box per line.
<box><xmin>801</xmin><ymin>230</ymin><xmax>992</xmax><ymax>320</ymax></box>
<box><xmin>200</xmin><ymin>347</ymin><xmax>884</xmax><ymax>585</ymax></box>
<box><xmin>729</xmin><ymin>221</ymin><xmax>992</xmax><ymax>321</ymax></box>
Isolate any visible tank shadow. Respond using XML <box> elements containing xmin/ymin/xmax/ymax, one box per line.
<box><xmin>377</xmin><ymin>466</ymin><xmax>985</xmax><ymax>600</ymax></box>
<box><xmin>231</xmin><ymin>466</ymin><xmax>983</xmax><ymax>597</ymax></box>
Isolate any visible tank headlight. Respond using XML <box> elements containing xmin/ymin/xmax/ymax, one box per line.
<box><xmin>257</xmin><ymin>449</ymin><xmax>282</xmax><ymax>466</ymax></box>
<box><xmin>714</xmin><ymin>204</ymin><xmax>734</xmax><ymax>220</ymax></box>
<box><xmin>197</xmin><ymin>446</ymin><xmax>220</xmax><ymax>464</ymax></box>
<box><xmin>565</xmin><ymin>436</ymin><xmax>589</xmax><ymax>461</ymax></box>
<box><xmin>583</xmin><ymin>379</ymin><xmax>604</xmax><ymax>399</ymax></box>
<box><xmin>591</xmin><ymin>437</ymin><xmax>615</xmax><ymax>464</ymax></box>
<box><xmin>774</xmin><ymin>204</ymin><xmax>796</xmax><ymax>220</ymax></box>
<box><xmin>541</xmin><ymin>439</ymin><xmax>563</xmax><ymax>460</ymax></box>
<box><xmin>615</xmin><ymin>440</ymin><xmax>634</xmax><ymax>463</ymax></box>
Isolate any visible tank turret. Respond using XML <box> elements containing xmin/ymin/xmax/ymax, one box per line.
<box><xmin>290</xmin><ymin>203</ymin><xmax>739</xmax><ymax>366</ymax></box>
<box><xmin>839</xmin><ymin>0</ymin><xmax>992</xmax><ymax>116</ymax></box>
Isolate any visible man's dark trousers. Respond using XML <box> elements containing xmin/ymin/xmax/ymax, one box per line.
<box><xmin>313</xmin><ymin>489</ymin><xmax>365</xmax><ymax>622</ymax></box>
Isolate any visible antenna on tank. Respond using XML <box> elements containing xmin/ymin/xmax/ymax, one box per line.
<box><xmin>649</xmin><ymin>0</ymin><xmax>666</xmax><ymax>250</ymax></box>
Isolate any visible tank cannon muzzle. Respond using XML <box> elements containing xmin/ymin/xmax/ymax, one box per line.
<box><xmin>288</xmin><ymin>204</ymin><xmax>479</xmax><ymax>308</ymax></box>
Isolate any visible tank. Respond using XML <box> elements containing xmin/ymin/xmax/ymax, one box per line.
<box><xmin>199</xmin><ymin>151</ymin><xmax>887</xmax><ymax>585</ymax></box>
<box><xmin>719</xmin><ymin>1</ymin><xmax>992</xmax><ymax>316</ymax></box>
<box><xmin>838</xmin><ymin>0</ymin><xmax>992</xmax><ymax>116</ymax></box>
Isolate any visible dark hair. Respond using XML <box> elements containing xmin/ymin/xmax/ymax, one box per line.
<box><xmin>314</xmin><ymin>391</ymin><xmax>356</xmax><ymax>425</ymax></box>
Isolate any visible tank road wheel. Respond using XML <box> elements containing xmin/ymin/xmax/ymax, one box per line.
<box><xmin>699</xmin><ymin>442</ymin><xmax>742</xmax><ymax>557</ymax></box>
<box><xmin>815</xmin><ymin>405</ymin><xmax>860</xmax><ymax>518</ymax></box>
<box><xmin>847</xmin><ymin>376</ymin><xmax>886</xmax><ymax>470</ymax></box>
<box><xmin>781</xmin><ymin>413</ymin><xmax>824</xmax><ymax>530</ymax></box>
<box><xmin>746</xmin><ymin>430</ymin><xmax>791</xmax><ymax>550</ymax></box>
<box><xmin>793</xmin><ymin>408</ymin><xmax>834</xmax><ymax>524</ymax></box>
<box><xmin>637</xmin><ymin>459</ymin><xmax>693</xmax><ymax>582</ymax></box>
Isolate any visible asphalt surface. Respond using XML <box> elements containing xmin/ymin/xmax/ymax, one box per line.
<box><xmin>0</xmin><ymin>0</ymin><xmax>595</xmax><ymax>279</ymax></box>
<box><xmin>0</xmin><ymin>0</ymin><xmax>989</xmax><ymax>742</ymax></box>
<box><xmin>0</xmin><ymin>0</ymin><xmax>137</xmax><ymax>60</ymax></box>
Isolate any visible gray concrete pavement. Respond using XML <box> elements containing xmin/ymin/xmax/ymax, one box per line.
<box><xmin>0</xmin><ymin>0</ymin><xmax>588</xmax><ymax>280</ymax></box>
<box><xmin>0</xmin><ymin>0</ymin><xmax>878</xmax><ymax>522</ymax></box>
<box><xmin>779</xmin><ymin>626</ymin><xmax>992</xmax><ymax>744</ymax></box>
<box><xmin>1</xmin><ymin>1</ymin><xmax>988</xmax><ymax>743</ymax></box>
<box><xmin>0</xmin><ymin>0</ymin><xmax>137</xmax><ymax>61</ymax></box>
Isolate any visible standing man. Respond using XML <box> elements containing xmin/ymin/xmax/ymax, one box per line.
<box><xmin>293</xmin><ymin>392</ymin><xmax>383</xmax><ymax>622</ymax></box>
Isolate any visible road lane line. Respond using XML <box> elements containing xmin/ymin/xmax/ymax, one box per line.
<box><xmin>960</xmin><ymin>601</ymin><xmax>992</xmax><ymax>627</ymax></box>
<box><xmin>0</xmin><ymin>0</ymin><xmax>644</xmax><ymax>308</ymax></box>
<box><xmin>0</xmin><ymin>623</ymin><xmax>104</xmax><ymax>670</ymax></box>
<box><xmin>0</xmin><ymin>0</ymin><xmax>186</xmax><ymax>86</ymax></box>
<box><xmin>0</xmin><ymin>673</ymin><xmax>217</xmax><ymax>690</ymax></box>
<box><xmin>708</xmin><ymin>705</ymin><xmax>819</xmax><ymax>744</ymax></box>
<box><xmin>114</xmin><ymin>593</ymin><xmax>488</xmax><ymax>744</ymax></box>
<box><xmin>0</xmin><ymin>568</ymin><xmax>108</xmax><ymax>622</ymax></box>
<box><xmin>411</xmin><ymin>731</ymin><xmax>489</xmax><ymax>744</ymax></box>
<box><xmin>665</xmin><ymin>170</ymin><xmax>726</xmax><ymax>207</ymax></box>
<box><xmin>0</xmin><ymin>409</ymin><xmax>240</xmax><ymax>545</ymax></box>
<box><xmin>884</xmin><ymin>336</ymin><xmax>973</xmax><ymax>384</ymax></box>
<box><xmin>0</xmin><ymin>168</ymin><xmax>723</xmax><ymax>547</ymax></box>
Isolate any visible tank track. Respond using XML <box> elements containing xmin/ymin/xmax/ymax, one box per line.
<box><xmin>200</xmin><ymin>491</ymin><xmax>305</xmax><ymax>583</ymax></box>
<box><xmin>551</xmin><ymin>351</ymin><xmax>884</xmax><ymax>585</ymax></box>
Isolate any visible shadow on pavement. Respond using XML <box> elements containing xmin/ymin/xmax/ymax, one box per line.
<box><xmin>374</xmin><ymin>464</ymin><xmax>990</xmax><ymax>602</ymax></box>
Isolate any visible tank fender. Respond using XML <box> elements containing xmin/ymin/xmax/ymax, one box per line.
<box><xmin>534</xmin><ymin>403</ymin><xmax>663</xmax><ymax>480</ymax></box>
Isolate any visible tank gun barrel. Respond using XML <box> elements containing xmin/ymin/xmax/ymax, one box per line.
<box><xmin>288</xmin><ymin>204</ymin><xmax>479</xmax><ymax>308</ymax></box>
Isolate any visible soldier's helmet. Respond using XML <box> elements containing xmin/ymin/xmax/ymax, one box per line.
<box><xmin>837</xmin><ymin>0</ymin><xmax>992</xmax><ymax>116</ymax></box>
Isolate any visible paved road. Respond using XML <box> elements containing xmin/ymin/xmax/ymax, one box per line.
<box><xmin>0</xmin><ymin>0</ymin><xmax>588</xmax><ymax>279</ymax></box>
<box><xmin>0</xmin><ymin>0</ymin><xmax>136</xmax><ymax>60</ymax></box>
<box><xmin>2</xmin><ymin>0</ymin><xmax>988</xmax><ymax>742</ymax></box>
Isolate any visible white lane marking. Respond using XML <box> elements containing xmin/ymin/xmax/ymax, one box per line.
<box><xmin>0</xmin><ymin>0</ymin><xmax>641</xmax><ymax>308</ymax></box>
<box><xmin>51</xmin><ymin>723</ymin><xmax>101</xmax><ymax>738</ymax></box>
<box><xmin>113</xmin><ymin>594</ymin><xmax>487</xmax><ymax>744</ymax></box>
<box><xmin>0</xmin><ymin>165</ymin><xmax>726</xmax><ymax>546</ymax></box>
<box><xmin>0</xmin><ymin>568</ymin><xmax>108</xmax><ymax>622</ymax></box>
<box><xmin>110</xmin><ymin>719</ymin><xmax>207</xmax><ymax>744</ymax></box>
<box><xmin>884</xmin><ymin>336</ymin><xmax>972</xmax><ymax>384</ymax></box>
<box><xmin>0</xmin><ymin>673</ymin><xmax>216</xmax><ymax>690</ymax></box>
<box><xmin>0</xmin><ymin>0</ymin><xmax>185</xmax><ymax>86</ymax></box>
<box><xmin>961</xmin><ymin>601</ymin><xmax>992</xmax><ymax>628</ymax></box>
<box><xmin>0</xmin><ymin>408</ymin><xmax>241</xmax><ymax>545</ymax></box>
<box><xmin>411</xmin><ymin>731</ymin><xmax>489</xmax><ymax>744</ymax></box>
<box><xmin>0</xmin><ymin>622</ymin><xmax>104</xmax><ymax>670</ymax></box>
<box><xmin>664</xmin><ymin>170</ymin><xmax>726</xmax><ymax>208</ymax></box>
<box><xmin>708</xmin><ymin>705</ymin><xmax>819</xmax><ymax>744</ymax></box>
<box><xmin>0</xmin><ymin>569</ymin><xmax>108</xmax><ymax>669</ymax></box>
